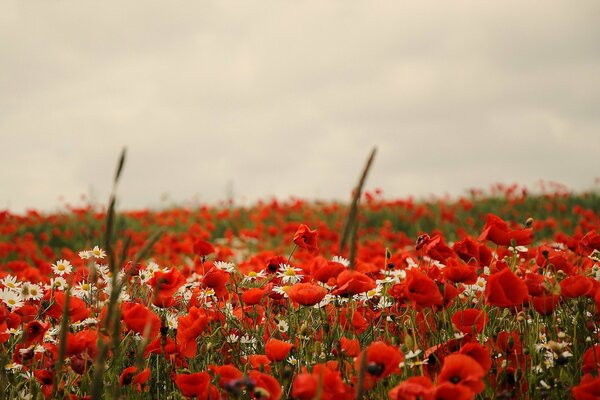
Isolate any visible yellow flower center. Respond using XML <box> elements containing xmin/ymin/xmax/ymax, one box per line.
<box><xmin>284</xmin><ymin>269</ymin><xmax>296</xmax><ymax>276</ymax></box>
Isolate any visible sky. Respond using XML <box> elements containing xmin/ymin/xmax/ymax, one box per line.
<box><xmin>2</xmin><ymin>1</ymin><xmax>599</xmax><ymax>213</ymax></box>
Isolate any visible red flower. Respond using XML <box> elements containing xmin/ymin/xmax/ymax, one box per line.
<box><xmin>292</xmin><ymin>363</ymin><xmax>351</xmax><ymax>400</ymax></box>
<box><xmin>451</xmin><ymin>309</ymin><xmax>488</xmax><ymax>334</ymax></box>
<box><xmin>193</xmin><ymin>240</ymin><xmax>215</xmax><ymax>257</ymax></box>
<box><xmin>119</xmin><ymin>366</ymin><xmax>150</xmax><ymax>390</ymax></box>
<box><xmin>293</xmin><ymin>224</ymin><xmax>319</xmax><ymax>253</ymax></box>
<box><xmin>422</xmin><ymin>234</ymin><xmax>454</xmax><ymax>263</ymax></box>
<box><xmin>340</xmin><ymin>337</ymin><xmax>360</xmax><ymax>357</ymax></box>
<box><xmin>388</xmin><ymin>376</ymin><xmax>433</xmax><ymax>400</ymax></box>
<box><xmin>437</xmin><ymin>354</ymin><xmax>485</xmax><ymax>394</ymax></box>
<box><xmin>573</xmin><ymin>374</ymin><xmax>600</xmax><ymax>400</ymax></box>
<box><xmin>208</xmin><ymin>364</ymin><xmax>243</xmax><ymax>388</ymax></box>
<box><xmin>560</xmin><ymin>276</ymin><xmax>594</xmax><ymax>298</ymax></box>
<box><xmin>405</xmin><ymin>269</ymin><xmax>443</xmax><ymax>308</ymax></box>
<box><xmin>148</xmin><ymin>267</ymin><xmax>186</xmax><ymax>307</ymax></box>
<box><xmin>265</xmin><ymin>338</ymin><xmax>293</xmax><ymax>362</ymax></box>
<box><xmin>242</xmin><ymin>288</ymin><xmax>267</xmax><ymax>305</ymax></box>
<box><xmin>46</xmin><ymin>292</ymin><xmax>90</xmax><ymax>322</ymax></box>
<box><xmin>175</xmin><ymin>372</ymin><xmax>219</xmax><ymax>399</ymax></box>
<box><xmin>310</xmin><ymin>257</ymin><xmax>345</xmax><ymax>284</ymax></box>
<box><xmin>121</xmin><ymin>302</ymin><xmax>161</xmax><ymax>339</ymax></box>
<box><xmin>478</xmin><ymin>214</ymin><xmax>533</xmax><ymax>246</ymax></box>
<box><xmin>287</xmin><ymin>283</ymin><xmax>327</xmax><ymax>306</ymax></box>
<box><xmin>356</xmin><ymin>341</ymin><xmax>403</xmax><ymax>384</ymax></box>
<box><xmin>332</xmin><ymin>270</ymin><xmax>376</xmax><ymax>296</ymax></box>
<box><xmin>22</xmin><ymin>320</ymin><xmax>49</xmax><ymax>346</ymax></box>
<box><xmin>433</xmin><ymin>383</ymin><xmax>475</xmax><ymax>400</ymax></box>
<box><xmin>444</xmin><ymin>259</ymin><xmax>477</xmax><ymax>284</ymax></box>
<box><xmin>485</xmin><ymin>267</ymin><xmax>529</xmax><ymax>308</ymax></box>
<box><xmin>459</xmin><ymin>342</ymin><xmax>492</xmax><ymax>373</ymax></box>
<box><xmin>582</xmin><ymin>345</ymin><xmax>600</xmax><ymax>374</ymax></box>
<box><xmin>177</xmin><ymin>306</ymin><xmax>210</xmax><ymax>358</ymax></box>
<box><xmin>452</xmin><ymin>237</ymin><xmax>493</xmax><ymax>268</ymax></box>
<box><xmin>248</xmin><ymin>371</ymin><xmax>282</xmax><ymax>400</ymax></box>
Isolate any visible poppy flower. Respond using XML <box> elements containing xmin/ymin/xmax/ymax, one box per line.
<box><xmin>444</xmin><ymin>259</ymin><xmax>477</xmax><ymax>284</ymax></box>
<box><xmin>121</xmin><ymin>302</ymin><xmax>161</xmax><ymax>340</ymax></box>
<box><xmin>292</xmin><ymin>363</ymin><xmax>351</xmax><ymax>400</ymax></box>
<box><xmin>355</xmin><ymin>341</ymin><xmax>403</xmax><ymax>381</ymax></box>
<box><xmin>452</xmin><ymin>237</ymin><xmax>493</xmax><ymax>267</ymax></box>
<box><xmin>560</xmin><ymin>276</ymin><xmax>594</xmax><ymax>298</ymax></box>
<box><xmin>265</xmin><ymin>338</ymin><xmax>293</xmax><ymax>362</ymax></box>
<box><xmin>405</xmin><ymin>269</ymin><xmax>443</xmax><ymax>308</ymax></box>
<box><xmin>193</xmin><ymin>240</ymin><xmax>215</xmax><ymax>257</ymax></box>
<box><xmin>46</xmin><ymin>292</ymin><xmax>90</xmax><ymax>322</ymax></box>
<box><xmin>433</xmin><ymin>383</ymin><xmax>475</xmax><ymax>400</ymax></box>
<box><xmin>531</xmin><ymin>294</ymin><xmax>560</xmax><ymax>316</ymax></box>
<box><xmin>248</xmin><ymin>371</ymin><xmax>282</xmax><ymax>400</ymax></box>
<box><xmin>310</xmin><ymin>257</ymin><xmax>345</xmax><ymax>284</ymax></box>
<box><xmin>485</xmin><ymin>267</ymin><xmax>529</xmax><ymax>308</ymax></box>
<box><xmin>208</xmin><ymin>364</ymin><xmax>243</xmax><ymax>388</ymax></box>
<box><xmin>582</xmin><ymin>345</ymin><xmax>600</xmax><ymax>374</ymax></box>
<box><xmin>177</xmin><ymin>306</ymin><xmax>210</xmax><ymax>358</ymax></box>
<box><xmin>572</xmin><ymin>374</ymin><xmax>600</xmax><ymax>400</ymax></box>
<box><xmin>451</xmin><ymin>309</ymin><xmax>488</xmax><ymax>334</ymax></box>
<box><xmin>22</xmin><ymin>320</ymin><xmax>49</xmax><ymax>346</ymax></box>
<box><xmin>340</xmin><ymin>337</ymin><xmax>360</xmax><ymax>357</ymax></box>
<box><xmin>242</xmin><ymin>288</ymin><xmax>267</xmax><ymax>305</ymax></box>
<box><xmin>437</xmin><ymin>354</ymin><xmax>485</xmax><ymax>394</ymax></box>
<box><xmin>287</xmin><ymin>283</ymin><xmax>327</xmax><ymax>306</ymax></box>
<box><xmin>459</xmin><ymin>342</ymin><xmax>492</xmax><ymax>373</ymax></box>
<box><xmin>293</xmin><ymin>224</ymin><xmax>319</xmax><ymax>253</ymax></box>
<box><xmin>478</xmin><ymin>214</ymin><xmax>533</xmax><ymax>246</ymax></box>
<box><xmin>175</xmin><ymin>372</ymin><xmax>219</xmax><ymax>399</ymax></box>
<box><xmin>332</xmin><ymin>270</ymin><xmax>376</xmax><ymax>296</ymax></box>
<box><xmin>422</xmin><ymin>235</ymin><xmax>454</xmax><ymax>263</ymax></box>
<box><xmin>388</xmin><ymin>376</ymin><xmax>433</xmax><ymax>400</ymax></box>
<box><xmin>148</xmin><ymin>267</ymin><xmax>186</xmax><ymax>307</ymax></box>
<box><xmin>119</xmin><ymin>366</ymin><xmax>150</xmax><ymax>390</ymax></box>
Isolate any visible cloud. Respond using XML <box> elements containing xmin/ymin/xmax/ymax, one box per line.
<box><xmin>1</xmin><ymin>1</ymin><xmax>599</xmax><ymax>212</ymax></box>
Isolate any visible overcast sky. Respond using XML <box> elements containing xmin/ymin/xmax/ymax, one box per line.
<box><xmin>2</xmin><ymin>1</ymin><xmax>599</xmax><ymax>213</ymax></box>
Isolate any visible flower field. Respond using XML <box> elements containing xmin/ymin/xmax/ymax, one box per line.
<box><xmin>1</xmin><ymin>184</ymin><xmax>600</xmax><ymax>399</ymax></box>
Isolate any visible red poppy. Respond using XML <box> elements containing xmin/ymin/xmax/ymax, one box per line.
<box><xmin>177</xmin><ymin>306</ymin><xmax>210</xmax><ymax>358</ymax></box>
<box><xmin>340</xmin><ymin>337</ymin><xmax>360</xmax><ymax>357</ymax></box>
<box><xmin>405</xmin><ymin>269</ymin><xmax>443</xmax><ymax>307</ymax></box>
<box><xmin>444</xmin><ymin>259</ymin><xmax>477</xmax><ymax>284</ymax></box>
<box><xmin>485</xmin><ymin>267</ymin><xmax>529</xmax><ymax>308</ymax></box>
<box><xmin>459</xmin><ymin>342</ymin><xmax>492</xmax><ymax>373</ymax></box>
<box><xmin>582</xmin><ymin>345</ymin><xmax>600</xmax><ymax>374</ymax></box>
<box><xmin>451</xmin><ymin>309</ymin><xmax>488</xmax><ymax>334</ymax></box>
<box><xmin>175</xmin><ymin>372</ymin><xmax>219</xmax><ymax>399</ymax></box>
<box><xmin>208</xmin><ymin>364</ymin><xmax>243</xmax><ymax>388</ymax></box>
<box><xmin>247</xmin><ymin>354</ymin><xmax>272</xmax><ymax>372</ymax></box>
<box><xmin>572</xmin><ymin>374</ymin><xmax>600</xmax><ymax>400</ymax></box>
<box><xmin>433</xmin><ymin>383</ymin><xmax>475</xmax><ymax>400</ymax></box>
<box><xmin>292</xmin><ymin>363</ymin><xmax>351</xmax><ymax>400</ymax></box>
<box><xmin>287</xmin><ymin>283</ymin><xmax>327</xmax><ymax>306</ymax></box>
<box><xmin>148</xmin><ymin>267</ymin><xmax>186</xmax><ymax>307</ymax></box>
<box><xmin>560</xmin><ymin>276</ymin><xmax>594</xmax><ymax>298</ymax></box>
<box><xmin>22</xmin><ymin>320</ymin><xmax>49</xmax><ymax>346</ymax></box>
<box><xmin>332</xmin><ymin>270</ymin><xmax>376</xmax><ymax>296</ymax></box>
<box><xmin>422</xmin><ymin>234</ymin><xmax>454</xmax><ymax>263</ymax></box>
<box><xmin>242</xmin><ymin>287</ymin><xmax>267</xmax><ymax>305</ymax></box>
<box><xmin>437</xmin><ymin>354</ymin><xmax>485</xmax><ymax>394</ymax></box>
<box><xmin>310</xmin><ymin>257</ymin><xmax>345</xmax><ymax>284</ymax></box>
<box><xmin>293</xmin><ymin>224</ymin><xmax>319</xmax><ymax>253</ymax></box>
<box><xmin>265</xmin><ymin>338</ymin><xmax>293</xmax><ymax>362</ymax></box>
<box><xmin>388</xmin><ymin>376</ymin><xmax>433</xmax><ymax>400</ymax></box>
<box><xmin>531</xmin><ymin>294</ymin><xmax>560</xmax><ymax>316</ymax></box>
<box><xmin>46</xmin><ymin>292</ymin><xmax>90</xmax><ymax>322</ymax></box>
<box><xmin>119</xmin><ymin>366</ymin><xmax>150</xmax><ymax>390</ymax></box>
<box><xmin>193</xmin><ymin>240</ymin><xmax>215</xmax><ymax>257</ymax></box>
<box><xmin>121</xmin><ymin>302</ymin><xmax>161</xmax><ymax>339</ymax></box>
<box><xmin>478</xmin><ymin>214</ymin><xmax>533</xmax><ymax>246</ymax></box>
<box><xmin>248</xmin><ymin>371</ymin><xmax>282</xmax><ymax>400</ymax></box>
<box><xmin>355</xmin><ymin>341</ymin><xmax>403</xmax><ymax>382</ymax></box>
<box><xmin>452</xmin><ymin>237</ymin><xmax>493</xmax><ymax>267</ymax></box>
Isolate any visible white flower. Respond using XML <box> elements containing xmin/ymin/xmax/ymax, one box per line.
<box><xmin>404</xmin><ymin>349</ymin><xmax>422</xmax><ymax>359</ymax></box>
<box><xmin>5</xmin><ymin>363</ymin><xmax>22</xmax><ymax>372</ymax></box>
<box><xmin>376</xmin><ymin>297</ymin><xmax>394</xmax><ymax>309</ymax></box>
<box><xmin>242</xmin><ymin>270</ymin><xmax>267</xmax><ymax>284</ymax></box>
<box><xmin>276</xmin><ymin>320</ymin><xmax>289</xmax><ymax>333</ymax></box>
<box><xmin>0</xmin><ymin>275</ymin><xmax>21</xmax><ymax>291</ymax></box>
<box><xmin>91</xmin><ymin>246</ymin><xmax>106</xmax><ymax>259</ymax></box>
<box><xmin>21</xmin><ymin>283</ymin><xmax>44</xmax><ymax>301</ymax></box>
<box><xmin>166</xmin><ymin>313</ymin><xmax>179</xmax><ymax>330</ymax></box>
<box><xmin>226</xmin><ymin>333</ymin><xmax>239</xmax><ymax>343</ymax></box>
<box><xmin>48</xmin><ymin>277</ymin><xmax>68</xmax><ymax>291</ymax></box>
<box><xmin>214</xmin><ymin>261</ymin><xmax>236</xmax><ymax>273</ymax></box>
<box><xmin>73</xmin><ymin>282</ymin><xmax>94</xmax><ymax>300</ymax></box>
<box><xmin>287</xmin><ymin>355</ymin><xmax>301</xmax><ymax>367</ymax></box>
<box><xmin>276</xmin><ymin>264</ymin><xmax>303</xmax><ymax>284</ymax></box>
<box><xmin>331</xmin><ymin>256</ymin><xmax>350</xmax><ymax>267</ymax></box>
<box><xmin>240</xmin><ymin>334</ymin><xmax>256</xmax><ymax>346</ymax></box>
<box><xmin>78</xmin><ymin>250</ymin><xmax>92</xmax><ymax>260</ymax></box>
<box><xmin>0</xmin><ymin>288</ymin><xmax>24</xmax><ymax>310</ymax></box>
<box><xmin>272</xmin><ymin>285</ymin><xmax>290</xmax><ymax>298</ymax></box>
<box><xmin>52</xmin><ymin>259</ymin><xmax>73</xmax><ymax>276</ymax></box>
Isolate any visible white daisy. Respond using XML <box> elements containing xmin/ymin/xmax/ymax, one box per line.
<box><xmin>51</xmin><ymin>259</ymin><xmax>72</xmax><ymax>276</ymax></box>
<box><xmin>21</xmin><ymin>283</ymin><xmax>44</xmax><ymax>301</ymax></box>
<box><xmin>331</xmin><ymin>256</ymin><xmax>350</xmax><ymax>267</ymax></box>
<box><xmin>0</xmin><ymin>288</ymin><xmax>24</xmax><ymax>309</ymax></box>
<box><xmin>0</xmin><ymin>275</ymin><xmax>21</xmax><ymax>291</ymax></box>
<box><xmin>48</xmin><ymin>277</ymin><xmax>68</xmax><ymax>291</ymax></box>
<box><xmin>276</xmin><ymin>264</ymin><xmax>303</xmax><ymax>284</ymax></box>
<box><xmin>91</xmin><ymin>246</ymin><xmax>106</xmax><ymax>259</ymax></box>
<box><xmin>73</xmin><ymin>282</ymin><xmax>95</xmax><ymax>300</ymax></box>
<box><xmin>214</xmin><ymin>261</ymin><xmax>236</xmax><ymax>273</ymax></box>
<box><xmin>78</xmin><ymin>250</ymin><xmax>92</xmax><ymax>260</ymax></box>
<box><xmin>241</xmin><ymin>270</ymin><xmax>267</xmax><ymax>284</ymax></box>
